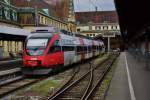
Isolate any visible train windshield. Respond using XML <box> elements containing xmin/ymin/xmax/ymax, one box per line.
<box><xmin>26</xmin><ymin>38</ymin><xmax>49</xmax><ymax>56</ymax></box>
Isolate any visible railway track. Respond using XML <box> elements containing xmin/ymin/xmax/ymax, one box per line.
<box><xmin>0</xmin><ymin>68</ymin><xmax>22</xmax><ymax>86</ymax></box>
<box><xmin>0</xmin><ymin>59</ymin><xmax>23</xmax><ymax>86</ymax></box>
<box><xmin>0</xmin><ymin>57</ymin><xmax>95</xmax><ymax>99</ymax></box>
<box><xmin>0</xmin><ymin>59</ymin><xmax>22</xmax><ymax>71</ymax></box>
<box><xmin>84</xmin><ymin>55</ymin><xmax>117</xmax><ymax>100</ymax></box>
<box><xmin>48</xmin><ymin>54</ymin><xmax>118</xmax><ymax>100</ymax></box>
<box><xmin>0</xmin><ymin>54</ymin><xmax>118</xmax><ymax>99</ymax></box>
<box><xmin>48</xmin><ymin>60</ymin><xmax>93</xmax><ymax>100</ymax></box>
<box><xmin>0</xmin><ymin>76</ymin><xmax>43</xmax><ymax>98</ymax></box>
<box><xmin>50</xmin><ymin>64</ymin><xmax>93</xmax><ymax>100</ymax></box>
<box><xmin>0</xmin><ymin>58</ymin><xmax>92</xmax><ymax>99</ymax></box>
<box><xmin>0</xmin><ymin>66</ymin><xmax>43</xmax><ymax>98</ymax></box>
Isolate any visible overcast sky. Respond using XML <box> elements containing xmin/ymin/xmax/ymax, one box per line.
<box><xmin>73</xmin><ymin>0</ymin><xmax>116</xmax><ymax>12</ymax></box>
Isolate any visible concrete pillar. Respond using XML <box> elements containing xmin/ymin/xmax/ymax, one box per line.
<box><xmin>145</xmin><ymin>27</ymin><xmax>150</xmax><ymax>70</ymax></box>
<box><xmin>108</xmin><ymin>37</ymin><xmax>110</xmax><ymax>52</ymax></box>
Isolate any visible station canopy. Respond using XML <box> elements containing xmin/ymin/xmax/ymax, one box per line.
<box><xmin>0</xmin><ymin>25</ymin><xmax>30</xmax><ymax>40</ymax></box>
<box><xmin>114</xmin><ymin>0</ymin><xmax>150</xmax><ymax>42</ymax></box>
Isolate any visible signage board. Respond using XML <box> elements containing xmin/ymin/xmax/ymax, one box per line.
<box><xmin>102</xmin><ymin>33</ymin><xmax>115</xmax><ymax>37</ymax></box>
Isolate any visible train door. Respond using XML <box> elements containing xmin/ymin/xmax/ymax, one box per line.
<box><xmin>79</xmin><ymin>38</ymin><xmax>85</xmax><ymax>60</ymax></box>
<box><xmin>63</xmin><ymin>46</ymin><xmax>75</xmax><ymax>66</ymax></box>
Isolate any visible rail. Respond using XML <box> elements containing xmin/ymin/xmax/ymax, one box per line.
<box><xmin>47</xmin><ymin>54</ymin><xmax>115</xmax><ymax>100</ymax></box>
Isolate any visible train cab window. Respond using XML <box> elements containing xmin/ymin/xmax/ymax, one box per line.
<box><xmin>26</xmin><ymin>38</ymin><xmax>49</xmax><ymax>56</ymax></box>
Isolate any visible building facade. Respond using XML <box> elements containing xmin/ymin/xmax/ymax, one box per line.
<box><xmin>18</xmin><ymin>7</ymin><xmax>68</xmax><ymax>31</ymax></box>
<box><xmin>12</xmin><ymin>0</ymin><xmax>76</xmax><ymax>32</ymax></box>
<box><xmin>0</xmin><ymin>0</ymin><xmax>19</xmax><ymax>27</ymax></box>
<box><xmin>75</xmin><ymin>11</ymin><xmax>122</xmax><ymax>50</ymax></box>
<box><xmin>77</xmin><ymin>23</ymin><xmax>120</xmax><ymax>37</ymax></box>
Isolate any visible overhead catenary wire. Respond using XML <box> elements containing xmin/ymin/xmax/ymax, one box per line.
<box><xmin>89</xmin><ymin>0</ymin><xmax>104</xmax><ymax>11</ymax></box>
<box><xmin>74</xmin><ymin>0</ymin><xmax>113</xmax><ymax>12</ymax></box>
<box><xmin>76</xmin><ymin>0</ymin><xmax>81</xmax><ymax>12</ymax></box>
<box><xmin>95</xmin><ymin>0</ymin><xmax>103</xmax><ymax>11</ymax></box>
<box><xmin>89</xmin><ymin>0</ymin><xmax>97</xmax><ymax>11</ymax></box>
<box><xmin>89</xmin><ymin>0</ymin><xmax>96</xmax><ymax>7</ymax></box>
<box><xmin>74</xmin><ymin>0</ymin><xmax>104</xmax><ymax>12</ymax></box>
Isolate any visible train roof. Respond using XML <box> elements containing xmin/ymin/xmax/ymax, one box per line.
<box><xmin>83</xmin><ymin>38</ymin><xmax>93</xmax><ymax>46</ymax></box>
<box><xmin>28</xmin><ymin>33</ymin><xmax>53</xmax><ymax>38</ymax></box>
<box><xmin>31</xmin><ymin>26</ymin><xmax>59</xmax><ymax>33</ymax></box>
<box><xmin>59</xmin><ymin>34</ymin><xmax>103</xmax><ymax>46</ymax></box>
<box><xmin>29</xmin><ymin>27</ymin><xmax>104</xmax><ymax>46</ymax></box>
<box><xmin>29</xmin><ymin>27</ymin><xmax>57</xmax><ymax>38</ymax></box>
<box><xmin>31</xmin><ymin>27</ymin><xmax>92</xmax><ymax>38</ymax></box>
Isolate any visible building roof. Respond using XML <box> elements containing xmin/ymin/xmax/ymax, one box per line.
<box><xmin>12</xmin><ymin>0</ymin><xmax>69</xmax><ymax>21</ymax></box>
<box><xmin>12</xmin><ymin>0</ymin><xmax>57</xmax><ymax>17</ymax></box>
<box><xmin>75</xmin><ymin>11</ymin><xmax>119</xmax><ymax>24</ymax></box>
<box><xmin>0</xmin><ymin>25</ymin><xmax>30</xmax><ymax>36</ymax></box>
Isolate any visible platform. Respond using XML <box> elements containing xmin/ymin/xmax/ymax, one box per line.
<box><xmin>105</xmin><ymin>52</ymin><xmax>150</xmax><ymax>100</ymax></box>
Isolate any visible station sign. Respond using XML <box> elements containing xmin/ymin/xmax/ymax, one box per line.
<box><xmin>102</xmin><ymin>33</ymin><xmax>115</xmax><ymax>38</ymax></box>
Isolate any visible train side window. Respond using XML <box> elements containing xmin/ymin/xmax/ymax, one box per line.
<box><xmin>93</xmin><ymin>46</ymin><xmax>97</xmax><ymax>51</ymax></box>
<box><xmin>77</xmin><ymin>46</ymin><xmax>81</xmax><ymax>53</ymax></box>
<box><xmin>97</xmin><ymin>46</ymin><xmax>99</xmax><ymax>51</ymax></box>
<box><xmin>84</xmin><ymin>46</ymin><xmax>88</xmax><ymax>52</ymax></box>
<box><xmin>55</xmin><ymin>46</ymin><xmax>61</xmax><ymax>52</ymax></box>
<box><xmin>99</xmin><ymin>46</ymin><xmax>102</xmax><ymax>50</ymax></box>
<box><xmin>62</xmin><ymin>46</ymin><xmax>74</xmax><ymax>51</ymax></box>
<box><xmin>77</xmin><ymin>46</ymin><xmax>85</xmax><ymax>54</ymax></box>
<box><xmin>88</xmin><ymin>46</ymin><xmax>92</xmax><ymax>52</ymax></box>
<box><xmin>48</xmin><ymin>46</ymin><xmax>61</xmax><ymax>53</ymax></box>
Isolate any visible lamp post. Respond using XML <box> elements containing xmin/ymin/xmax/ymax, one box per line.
<box><xmin>107</xmin><ymin>37</ymin><xmax>110</xmax><ymax>52</ymax></box>
<box><xmin>34</xmin><ymin>6</ymin><xmax>38</xmax><ymax>26</ymax></box>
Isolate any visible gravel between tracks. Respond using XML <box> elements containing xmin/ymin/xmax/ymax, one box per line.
<box><xmin>2</xmin><ymin>54</ymin><xmax>109</xmax><ymax>100</ymax></box>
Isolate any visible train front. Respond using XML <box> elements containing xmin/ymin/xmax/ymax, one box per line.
<box><xmin>22</xmin><ymin>33</ymin><xmax>52</xmax><ymax>75</ymax></box>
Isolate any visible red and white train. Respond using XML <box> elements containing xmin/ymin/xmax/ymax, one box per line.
<box><xmin>22</xmin><ymin>27</ymin><xmax>105</xmax><ymax>75</ymax></box>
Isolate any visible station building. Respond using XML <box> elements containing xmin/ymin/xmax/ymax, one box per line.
<box><xmin>76</xmin><ymin>23</ymin><xmax>120</xmax><ymax>37</ymax></box>
<box><xmin>0</xmin><ymin>0</ymin><xmax>77</xmax><ymax>59</ymax></box>
<box><xmin>75</xmin><ymin>11</ymin><xmax>122</xmax><ymax>50</ymax></box>
<box><xmin>0</xmin><ymin>0</ymin><xmax>25</xmax><ymax>58</ymax></box>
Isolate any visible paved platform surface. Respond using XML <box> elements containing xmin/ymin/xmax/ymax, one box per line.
<box><xmin>105</xmin><ymin>52</ymin><xmax>150</xmax><ymax>100</ymax></box>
